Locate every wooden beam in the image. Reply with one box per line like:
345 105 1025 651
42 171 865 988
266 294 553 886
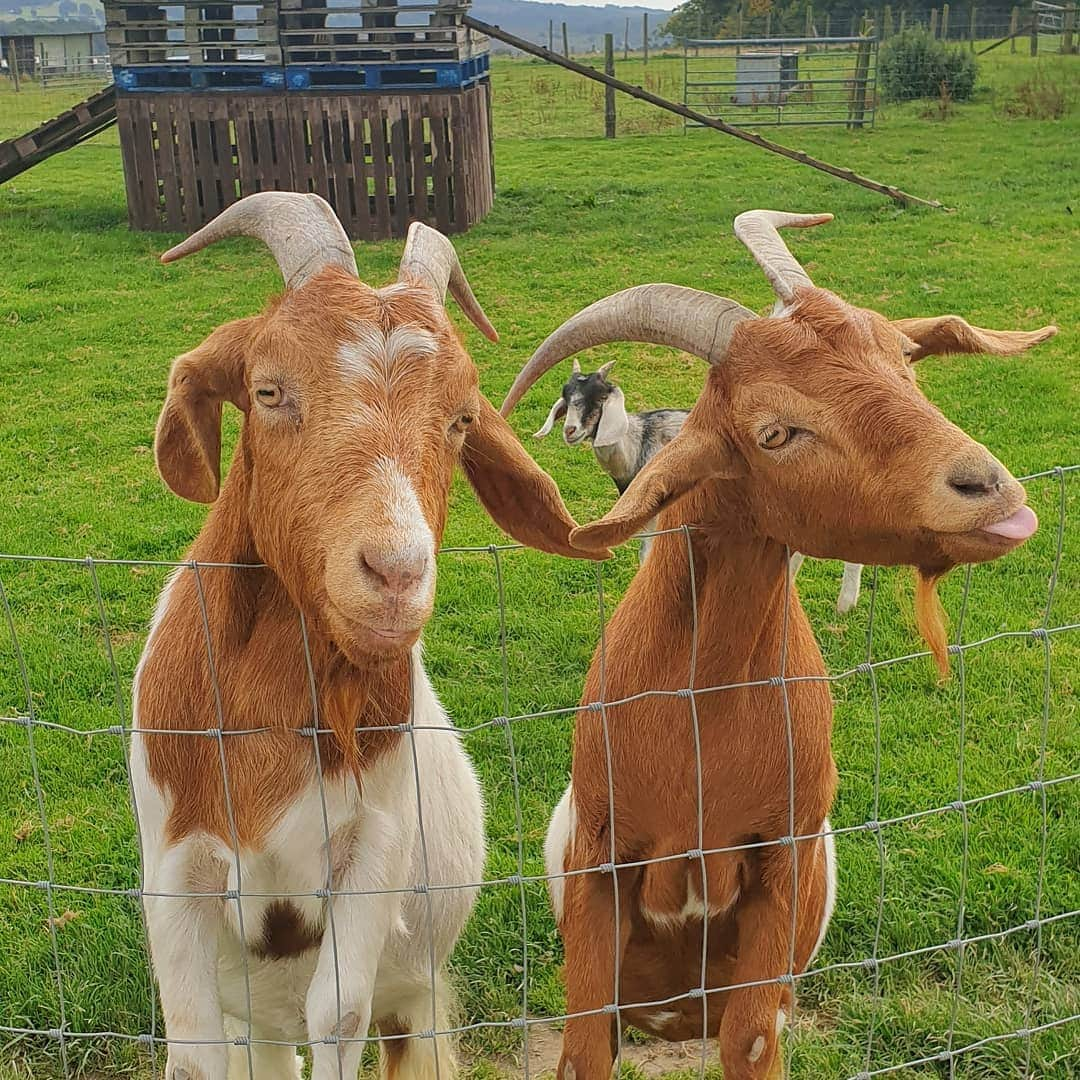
464 16 948 210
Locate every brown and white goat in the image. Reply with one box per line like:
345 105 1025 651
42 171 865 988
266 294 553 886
502 211 1055 1080
131 193 601 1080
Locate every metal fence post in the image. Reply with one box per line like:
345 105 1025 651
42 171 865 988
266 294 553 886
604 33 616 137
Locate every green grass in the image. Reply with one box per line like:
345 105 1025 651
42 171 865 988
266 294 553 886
0 46 1078 1080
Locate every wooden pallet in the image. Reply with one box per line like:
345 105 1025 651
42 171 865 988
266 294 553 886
116 82 493 238
104 0 482 68
0 85 118 185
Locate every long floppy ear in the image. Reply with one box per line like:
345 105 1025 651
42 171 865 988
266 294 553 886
892 315 1057 362
462 396 610 560
155 319 253 503
593 386 630 448
534 397 567 438
571 422 740 552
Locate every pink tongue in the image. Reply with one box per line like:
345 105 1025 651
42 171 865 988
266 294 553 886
982 505 1038 541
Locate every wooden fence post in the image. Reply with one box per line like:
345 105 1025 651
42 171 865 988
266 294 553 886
624 16 630 59
849 34 872 127
1030 5 1038 54
941 3 950 38
548 19 553 51
1010 5 1019 50
562 21 569 56
7 39 19 91
883 4 893 37
969 5 978 47
824 11 832 38
805 3 814 38
898 9 906 32
766 9 772 36
1063 4 1075 52
604 33 616 137
930 8 939 37
642 14 648 63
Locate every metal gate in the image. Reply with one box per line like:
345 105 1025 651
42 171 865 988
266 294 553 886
683 35 878 128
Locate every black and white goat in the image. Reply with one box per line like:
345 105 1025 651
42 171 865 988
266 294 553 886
534 360 864 612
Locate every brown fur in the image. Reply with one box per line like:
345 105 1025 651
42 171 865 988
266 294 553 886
551 288 1050 1080
140 268 603 849
253 900 323 960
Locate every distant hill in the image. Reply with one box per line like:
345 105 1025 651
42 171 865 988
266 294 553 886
473 0 671 54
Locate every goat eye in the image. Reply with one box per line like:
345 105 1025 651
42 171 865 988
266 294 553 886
254 384 283 408
759 426 791 450
450 412 474 436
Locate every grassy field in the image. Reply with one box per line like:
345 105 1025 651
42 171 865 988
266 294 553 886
0 46 1078 1080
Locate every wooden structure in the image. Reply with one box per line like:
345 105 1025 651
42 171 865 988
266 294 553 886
103 0 493 238
0 85 118 185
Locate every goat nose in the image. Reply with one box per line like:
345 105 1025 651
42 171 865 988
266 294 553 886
359 550 427 598
948 463 1005 498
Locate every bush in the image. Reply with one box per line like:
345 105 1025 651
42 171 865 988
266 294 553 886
1002 69 1072 119
878 28 978 103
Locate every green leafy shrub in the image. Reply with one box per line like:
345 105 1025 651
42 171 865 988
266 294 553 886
878 28 978 103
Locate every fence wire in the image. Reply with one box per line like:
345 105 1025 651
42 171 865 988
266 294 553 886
0 464 1076 1079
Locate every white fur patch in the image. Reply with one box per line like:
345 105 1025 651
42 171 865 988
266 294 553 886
544 784 575 921
337 324 437 386
748 1035 766 1063
641 876 737 932
649 1010 682 1029
370 457 437 589
809 818 838 964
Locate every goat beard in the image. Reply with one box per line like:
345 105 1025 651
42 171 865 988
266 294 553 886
915 567 951 679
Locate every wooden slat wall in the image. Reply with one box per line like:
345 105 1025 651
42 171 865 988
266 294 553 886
116 85 493 238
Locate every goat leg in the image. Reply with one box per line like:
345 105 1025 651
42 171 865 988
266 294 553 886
306 809 412 1080
143 841 230 1080
556 854 634 1080
716 844 817 1080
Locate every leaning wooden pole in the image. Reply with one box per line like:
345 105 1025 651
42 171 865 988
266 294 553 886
465 16 948 210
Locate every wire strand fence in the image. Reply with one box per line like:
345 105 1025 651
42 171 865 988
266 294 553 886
0 464 1077 1078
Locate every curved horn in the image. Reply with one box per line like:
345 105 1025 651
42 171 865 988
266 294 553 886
398 222 499 343
733 210 833 305
160 192 358 289
501 284 756 417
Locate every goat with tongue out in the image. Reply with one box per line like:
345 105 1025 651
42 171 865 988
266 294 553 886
503 209 1054 1080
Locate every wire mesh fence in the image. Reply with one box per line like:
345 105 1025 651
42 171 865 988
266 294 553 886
0 55 113 143
0 462 1076 1078
682 36 877 128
